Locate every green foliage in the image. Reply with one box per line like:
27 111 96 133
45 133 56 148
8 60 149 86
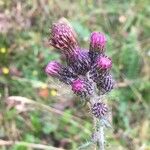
119 30 141 79
11 145 27 150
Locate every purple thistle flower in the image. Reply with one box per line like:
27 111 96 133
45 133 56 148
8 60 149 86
45 19 115 149
49 18 78 54
67 48 91 75
92 102 108 118
45 61 77 84
71 78 93 98
89 32 107 64
97 74 114 94
90 32 107 52
46 18 115 98
89 56 112 82
45 61 62 77
96 56 112 70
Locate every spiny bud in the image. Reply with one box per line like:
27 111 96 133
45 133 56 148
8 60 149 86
45 61 77 84
71 78 93 98
92 102 108 118
90 32 107 52
97 74 114 94
45 61 62 77
96 56 112 70
89 32 107 63
59 67 77 84
49 18 78 53
67 49 91 75
89 56 112 82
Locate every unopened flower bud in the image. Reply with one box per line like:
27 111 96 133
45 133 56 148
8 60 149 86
92 102 108 118
97 74 114 94
96 56 112 70
45 61 77 85
90 32 107 52
67 49 91 75
71 78 93 98
89 32 107 63
89 56 112 82
49 18 78 53
45 61 62 77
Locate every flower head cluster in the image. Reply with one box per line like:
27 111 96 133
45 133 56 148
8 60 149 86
45 18 114 119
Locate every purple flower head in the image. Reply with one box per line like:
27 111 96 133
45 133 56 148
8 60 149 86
97 74 114 94
45 61 62 77
71 78 93 98
49 18 78 53
96 56 112 70
89 56 112 86
59 67 77 84
67 48 91 75
72 79 85 92
45 62 78 85
92 102 108 118
90 32 107 52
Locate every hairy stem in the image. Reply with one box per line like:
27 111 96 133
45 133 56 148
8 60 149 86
87 72 106 150
98 125 105 150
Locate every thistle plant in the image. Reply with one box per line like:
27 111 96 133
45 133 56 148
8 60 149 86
45 18 114 150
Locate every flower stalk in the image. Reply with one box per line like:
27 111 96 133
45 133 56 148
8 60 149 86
98 125 105 150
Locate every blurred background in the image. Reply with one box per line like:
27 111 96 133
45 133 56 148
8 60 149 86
0 0 150 150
